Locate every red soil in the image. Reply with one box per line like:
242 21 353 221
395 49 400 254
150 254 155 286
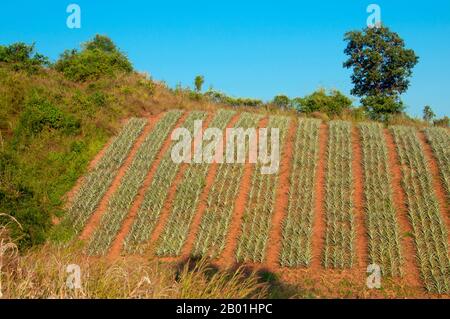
107 112 188 259
63 137 115 213
417 131 450 245
310 123 328 269
217 117 269 268
265 118 297 269
145 112 216 256
79 118 157 241
179 113 242 258
352 126 368 272
384 129 421 287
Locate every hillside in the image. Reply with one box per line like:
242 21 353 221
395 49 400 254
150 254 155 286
54 108 449 297
0 41 449 298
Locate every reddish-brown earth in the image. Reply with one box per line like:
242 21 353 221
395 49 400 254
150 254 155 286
179 112 242 258
352 126 368 273
79 117 157 241
218 117 269 268
107 112 188 259
265 118 297 268
384 129 421 288
310 123 328 270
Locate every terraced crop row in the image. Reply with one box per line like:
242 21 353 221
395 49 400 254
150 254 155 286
154 110 236 256
280 118 321 268
323 121 355 269
424 127 450 201
86 110 183 255
68 118 147 233
391 126 449 294
235 116 291 263
359 123 402 276
191 112 263 258
123 111 208 254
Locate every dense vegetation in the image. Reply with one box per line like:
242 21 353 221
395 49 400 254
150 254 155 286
0 29 447 250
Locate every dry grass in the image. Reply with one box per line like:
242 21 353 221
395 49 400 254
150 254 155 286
0 240 267 299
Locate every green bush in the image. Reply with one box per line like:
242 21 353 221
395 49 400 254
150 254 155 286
205 89 263 107
54 35 133 82
295 89 353 116
361 94 404 121
0 42 49 73
272 95 290 109
434 116 449 128
15 96 80 139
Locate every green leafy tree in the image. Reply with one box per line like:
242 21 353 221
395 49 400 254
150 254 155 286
194 75 205 92
295 89 352 116
272 95 290 109
343 26 419 121
54 35 133 82
0 42 49 72
423 105 435 123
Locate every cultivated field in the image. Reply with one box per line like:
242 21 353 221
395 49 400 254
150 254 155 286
65 109 450 296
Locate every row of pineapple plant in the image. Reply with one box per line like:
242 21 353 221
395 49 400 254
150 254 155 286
359 123 402 276
86 110 183 255
68 118 147 234
122 111 207 254
280 118 321 267
391 126 449 294
191 112 264 258
323 120 355 269
235 116 291 263
154 109 236 256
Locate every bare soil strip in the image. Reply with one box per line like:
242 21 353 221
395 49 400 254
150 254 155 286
310 123 328 269
79 117 157 241
107 112 188 259
417 131 450 244
179 113 242 258
384 129 421 287
63 137 114 212
352 126 368 272
218 117 268 268
265 119 297 269
145 112 216 256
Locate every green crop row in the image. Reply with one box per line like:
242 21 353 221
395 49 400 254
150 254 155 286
359 123 402 276
191 112 263 258
323 120 355 269
68 118 147 234
155 109 236 257
280 118 321 267
424 127 450 201
86 110 183 255
122 111 207 254
235 116 291 263
391 126 449 294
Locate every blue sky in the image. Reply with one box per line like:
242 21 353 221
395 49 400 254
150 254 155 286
1 0 449 117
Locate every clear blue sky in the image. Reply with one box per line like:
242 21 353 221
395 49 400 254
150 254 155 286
1 0 449 117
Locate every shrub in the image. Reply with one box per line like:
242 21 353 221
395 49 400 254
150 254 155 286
295 89 353 116
54 35 133 82
205 89 263 107
362 94 404 121
434 116 449 128
0 42 49 73
15 96 80 139
272 95 290 109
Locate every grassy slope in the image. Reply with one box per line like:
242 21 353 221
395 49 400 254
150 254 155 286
0 64 229 248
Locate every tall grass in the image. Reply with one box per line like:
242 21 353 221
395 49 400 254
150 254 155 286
0 242 267 299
